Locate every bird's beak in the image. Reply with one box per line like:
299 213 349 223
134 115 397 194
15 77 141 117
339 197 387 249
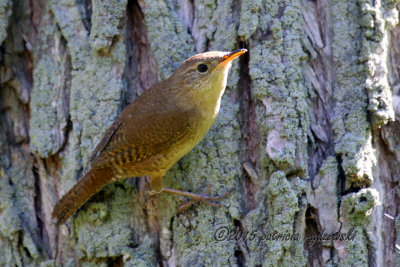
213 49 247 72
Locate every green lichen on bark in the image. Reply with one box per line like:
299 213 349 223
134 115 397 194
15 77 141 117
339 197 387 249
48 0 138 264
172 213 237 266
302 0 399 264
243 0 309 174
30 8 69 157
340 189 379 266
72 183 153 263
0 1 47 265
238 0 261 41
359 0 399 127
191 0 238 52
141 0 194 79
265 171 304 266
49 0 90 69
331 0 374 189
0 159 41 266
331 0 400 189
238 0 310 265
241 171 306 266
0 0 11 44
340 189 379 226
89 0 127 53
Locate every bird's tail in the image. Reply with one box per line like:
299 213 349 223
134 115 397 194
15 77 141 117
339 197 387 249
52 167 114 225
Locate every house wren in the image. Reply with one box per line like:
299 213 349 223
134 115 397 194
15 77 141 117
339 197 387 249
52 49 247 225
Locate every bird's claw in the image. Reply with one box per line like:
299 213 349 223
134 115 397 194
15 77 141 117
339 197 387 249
148 189 163 196
177 185 231 213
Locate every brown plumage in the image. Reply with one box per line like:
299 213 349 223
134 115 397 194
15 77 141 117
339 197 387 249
52 49 247 225
52 167 114 225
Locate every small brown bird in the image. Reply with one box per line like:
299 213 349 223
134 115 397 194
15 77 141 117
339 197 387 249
52 49 247 225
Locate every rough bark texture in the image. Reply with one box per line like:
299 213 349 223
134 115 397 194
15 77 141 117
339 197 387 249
0 0 399 266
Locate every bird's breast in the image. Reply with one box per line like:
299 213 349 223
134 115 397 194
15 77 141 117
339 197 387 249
157 99 222 171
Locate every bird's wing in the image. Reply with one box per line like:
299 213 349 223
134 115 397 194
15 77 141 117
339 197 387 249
89 117 124 162
89 101 194 168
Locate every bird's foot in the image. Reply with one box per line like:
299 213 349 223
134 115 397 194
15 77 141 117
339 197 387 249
161 185 231 213
148 189 163 196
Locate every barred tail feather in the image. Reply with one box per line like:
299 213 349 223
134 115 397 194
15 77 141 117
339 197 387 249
52 167 114 225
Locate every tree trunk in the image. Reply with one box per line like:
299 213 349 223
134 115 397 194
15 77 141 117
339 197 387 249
1 0 399 266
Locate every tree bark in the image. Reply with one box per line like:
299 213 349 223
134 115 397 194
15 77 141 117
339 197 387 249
0 0 399 266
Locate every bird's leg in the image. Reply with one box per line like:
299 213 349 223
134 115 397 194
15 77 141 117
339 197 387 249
162 185 231 213
148 176 230 212
148 176 163 195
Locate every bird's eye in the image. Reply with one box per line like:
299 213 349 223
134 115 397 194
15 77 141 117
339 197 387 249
197 64 208 73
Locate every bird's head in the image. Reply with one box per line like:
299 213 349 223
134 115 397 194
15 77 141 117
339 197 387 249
169 49 247 95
